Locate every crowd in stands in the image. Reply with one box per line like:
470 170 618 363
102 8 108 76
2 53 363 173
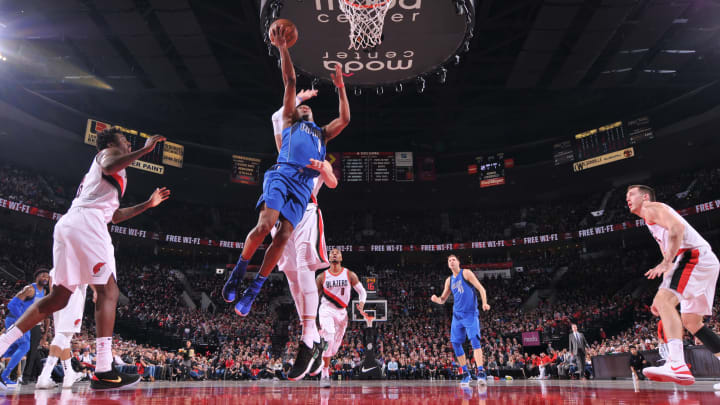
1 163 719 383
2 163 718 246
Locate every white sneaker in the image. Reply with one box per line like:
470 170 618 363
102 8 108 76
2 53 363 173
642 362 694 385
36 377 58 389
713 382 720 390
63 370 83 388
320 375 331 388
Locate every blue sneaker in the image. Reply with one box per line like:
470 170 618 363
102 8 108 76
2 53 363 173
460 374 471 386
2 378 17 389
476 369 487 385
235 284 261 317
222 258 248 302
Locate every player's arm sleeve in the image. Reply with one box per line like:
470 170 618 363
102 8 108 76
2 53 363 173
7 296 24 319
353 282 367 304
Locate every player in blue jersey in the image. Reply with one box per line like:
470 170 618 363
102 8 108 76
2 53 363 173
222 24 349 324
1 268 50 389
431 255 490 385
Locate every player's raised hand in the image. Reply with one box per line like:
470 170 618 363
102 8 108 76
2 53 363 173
306 158 325 172
143 134 166 152
330 64 345 88
645 261 672 280
297 89 318 102
273 25 288 48
148 187 171 207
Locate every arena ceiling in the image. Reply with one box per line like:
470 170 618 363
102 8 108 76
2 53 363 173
1 0 719 158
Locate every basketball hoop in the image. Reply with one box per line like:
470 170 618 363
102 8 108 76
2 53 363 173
339 0 392 50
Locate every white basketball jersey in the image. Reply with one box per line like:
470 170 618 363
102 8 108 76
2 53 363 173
646 203 710 254
322 268 351 308
70 154 126 223
310 177 324 204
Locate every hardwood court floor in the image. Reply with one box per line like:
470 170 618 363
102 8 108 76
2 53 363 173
5 379 720 404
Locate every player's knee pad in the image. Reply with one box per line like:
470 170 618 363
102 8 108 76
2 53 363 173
469 334 482 350
52 332 73 350
451 341 465 358
694 326 720 354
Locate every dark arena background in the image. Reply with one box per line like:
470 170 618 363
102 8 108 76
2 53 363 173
0 0 720 403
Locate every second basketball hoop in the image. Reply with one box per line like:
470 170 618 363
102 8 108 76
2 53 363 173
339 0 392 50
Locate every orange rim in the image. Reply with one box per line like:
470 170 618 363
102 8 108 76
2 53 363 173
342 0 391 9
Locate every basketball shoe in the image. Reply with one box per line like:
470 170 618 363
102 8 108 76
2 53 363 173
642 361 694 385
90 369 141 390
222 258 249 302
288 342 320 381
460 373 472 386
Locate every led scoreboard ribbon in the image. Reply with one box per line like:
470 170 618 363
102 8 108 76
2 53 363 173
84 119 184 175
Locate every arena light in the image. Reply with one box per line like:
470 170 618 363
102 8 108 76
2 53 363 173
437 67 447 84
416 76 425 94
376 86 383 96
353 86 362 96
311 77 320 90
395 83 403 93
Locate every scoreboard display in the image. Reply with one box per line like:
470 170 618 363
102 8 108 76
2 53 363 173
340 152 414 182
471 153 510 188
573 117 653 161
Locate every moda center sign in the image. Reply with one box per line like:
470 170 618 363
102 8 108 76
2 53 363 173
260 0 475 87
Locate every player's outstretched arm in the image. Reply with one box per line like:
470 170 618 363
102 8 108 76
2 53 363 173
111 187 171 224
642 203 686 279
306 159 338 188
274 25 298 130
463 269 490 311
323 64 350 142
431 277 451 305
100 134 165 175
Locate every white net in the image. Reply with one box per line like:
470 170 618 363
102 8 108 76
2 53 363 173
339 0 392 50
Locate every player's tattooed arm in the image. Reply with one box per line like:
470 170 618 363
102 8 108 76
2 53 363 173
431 277 451 305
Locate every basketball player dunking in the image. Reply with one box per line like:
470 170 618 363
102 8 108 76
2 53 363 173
0 127 170 390
431 254 490 386
626 185 720 386
221 22 349 369
316 249 367 388
269 89 338 381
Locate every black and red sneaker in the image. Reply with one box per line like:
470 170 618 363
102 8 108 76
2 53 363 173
90 369 141 390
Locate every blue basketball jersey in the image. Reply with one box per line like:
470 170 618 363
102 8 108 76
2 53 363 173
32 283 45 303
278 120 326 174
451 271 478 316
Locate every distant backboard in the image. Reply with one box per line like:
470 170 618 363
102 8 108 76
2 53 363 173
351 299 387 322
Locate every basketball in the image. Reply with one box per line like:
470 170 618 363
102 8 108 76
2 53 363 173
269 19 298 48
